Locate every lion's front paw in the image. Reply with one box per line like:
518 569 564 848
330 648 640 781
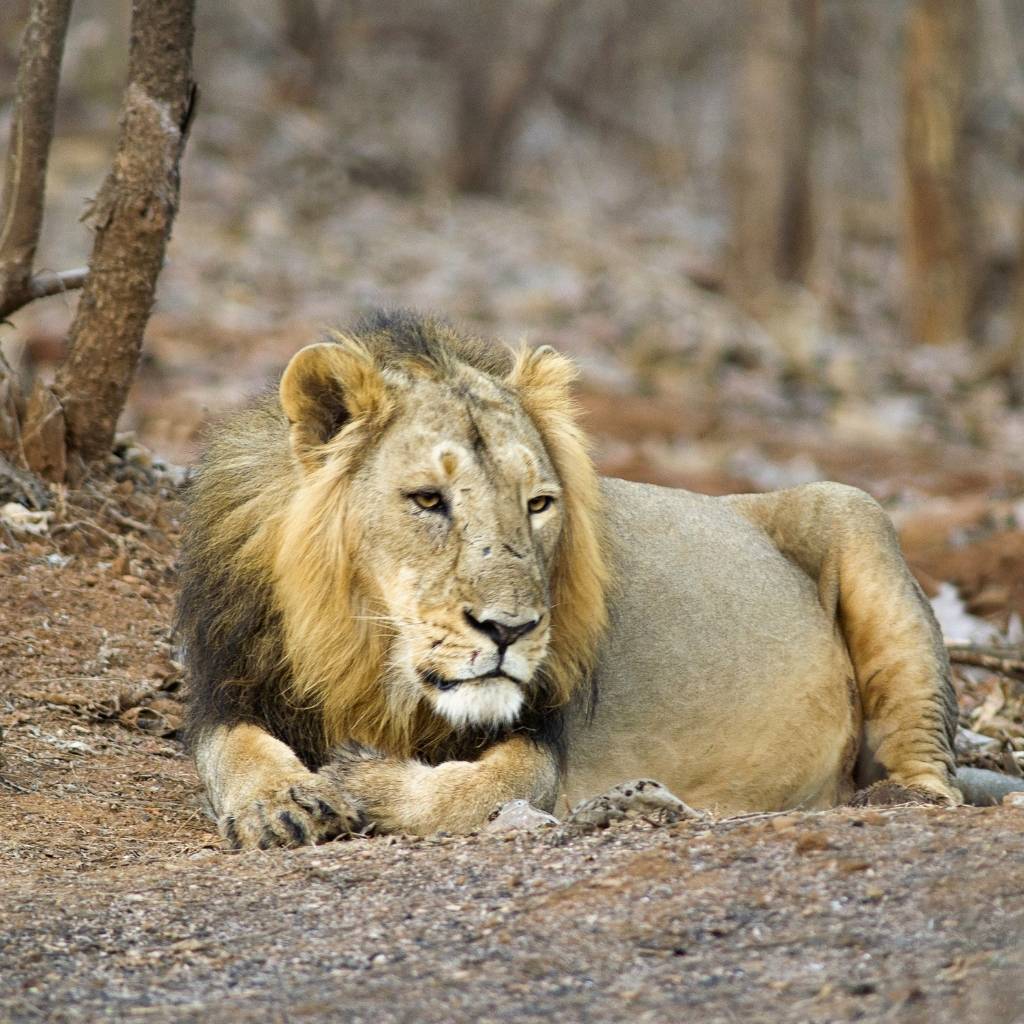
221 774 362 851
319 741 420 833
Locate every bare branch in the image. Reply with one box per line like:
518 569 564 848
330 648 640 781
946 642 1024 680
26 266 87 302
0 267 89 321
0 0 73 320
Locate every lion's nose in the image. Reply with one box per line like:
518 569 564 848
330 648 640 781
463 610 541 649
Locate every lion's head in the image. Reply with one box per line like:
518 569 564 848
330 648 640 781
268 314 608 753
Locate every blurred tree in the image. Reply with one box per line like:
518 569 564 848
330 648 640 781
48 0 196 478
0 0 79 324
1004 213 1024 402
902 0 976 346
0 0 196 489
727 0 820 317
449 0 581 194
276 0 348 105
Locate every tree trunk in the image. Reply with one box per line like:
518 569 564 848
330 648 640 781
727 0 819 316
0 351 27 466
0 0 73 321
50 0 195 470
276 0 346 104
1003 209 1024 403
450 0 580 194
902 0 976 346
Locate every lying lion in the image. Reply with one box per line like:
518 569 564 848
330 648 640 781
178 311 1018 849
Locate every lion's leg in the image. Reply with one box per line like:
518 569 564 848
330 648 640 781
195 723 361 850
321 735 559 836
732 483 960 806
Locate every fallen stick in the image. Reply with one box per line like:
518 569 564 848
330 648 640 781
945 642 1024 678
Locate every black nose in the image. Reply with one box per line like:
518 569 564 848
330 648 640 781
464 610 540 649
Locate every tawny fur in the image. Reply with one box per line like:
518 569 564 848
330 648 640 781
179 311 966 847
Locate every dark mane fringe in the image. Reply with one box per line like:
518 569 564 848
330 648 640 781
352 310 515 379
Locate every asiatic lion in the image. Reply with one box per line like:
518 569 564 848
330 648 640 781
179 311 1003 850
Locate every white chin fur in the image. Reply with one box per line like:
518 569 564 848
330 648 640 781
431 678 525 729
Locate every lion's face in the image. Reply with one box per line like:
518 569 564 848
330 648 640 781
353 369 561 728
277 329 606 750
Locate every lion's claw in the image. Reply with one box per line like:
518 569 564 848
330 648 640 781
219 775 362 851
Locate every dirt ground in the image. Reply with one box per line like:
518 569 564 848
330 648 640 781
1 454 1023 1024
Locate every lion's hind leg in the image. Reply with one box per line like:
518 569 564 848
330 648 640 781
733 483 961 807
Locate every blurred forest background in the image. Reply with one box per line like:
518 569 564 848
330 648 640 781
3 0 1024 501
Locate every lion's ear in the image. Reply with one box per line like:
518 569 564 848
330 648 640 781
507 344 579 416
280 338 387 464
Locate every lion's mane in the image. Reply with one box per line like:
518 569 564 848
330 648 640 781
177 312 608 768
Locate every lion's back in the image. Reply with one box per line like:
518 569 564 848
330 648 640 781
564 476 857 812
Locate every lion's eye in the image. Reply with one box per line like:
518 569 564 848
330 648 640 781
527 495 554 515
411 490 444 512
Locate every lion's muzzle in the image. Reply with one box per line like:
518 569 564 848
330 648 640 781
462 609 542 649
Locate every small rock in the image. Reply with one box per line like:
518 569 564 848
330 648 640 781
0 503 52 538
955 727 1001 755
485 800 558 833
859 811 890 827
1003 791 1024 809
794 831 832 853
836 858 871 873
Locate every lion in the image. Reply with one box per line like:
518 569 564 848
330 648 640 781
178 311 1018 850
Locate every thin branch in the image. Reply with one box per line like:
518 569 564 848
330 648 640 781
946 642 1024 678
26 266 87 302
0 0 74 320
0 775 32 795
0 267 89 321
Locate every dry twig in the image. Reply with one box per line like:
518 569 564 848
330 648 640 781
0 775 32 794
946 642 1024 679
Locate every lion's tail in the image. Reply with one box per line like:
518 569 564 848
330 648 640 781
955 766 1024 806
